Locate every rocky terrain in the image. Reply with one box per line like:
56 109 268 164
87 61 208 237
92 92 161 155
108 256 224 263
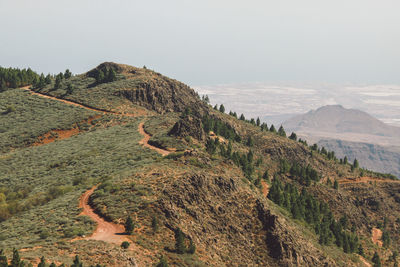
0 63 399 266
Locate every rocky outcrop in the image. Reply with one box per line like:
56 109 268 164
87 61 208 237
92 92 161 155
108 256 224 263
168 115 205 141
116 77 206 115
256 201 336 267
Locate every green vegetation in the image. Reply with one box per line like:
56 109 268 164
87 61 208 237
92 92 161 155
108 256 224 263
0 67 39 89
125 216 135 234
156 255 168 267
278 159 320 186
202 115 241 142
268 178 359 253
121 241 130 249
0 89 96 152
372 251 381 267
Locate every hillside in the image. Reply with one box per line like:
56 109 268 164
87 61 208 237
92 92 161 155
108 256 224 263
0 63 399 267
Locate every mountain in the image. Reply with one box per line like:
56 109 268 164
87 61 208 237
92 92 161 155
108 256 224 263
0 63 399 266
284 104 400 140
283 105 400 177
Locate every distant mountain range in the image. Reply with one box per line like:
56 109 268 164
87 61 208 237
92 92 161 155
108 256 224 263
283 105 400 177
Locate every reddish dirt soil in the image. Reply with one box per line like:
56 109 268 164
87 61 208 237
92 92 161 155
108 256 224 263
371 227 383 247
138 122 170 156
75 186 130 244
209 131 228 144
261 180 269 198
33 116 101 146
338 176 400 185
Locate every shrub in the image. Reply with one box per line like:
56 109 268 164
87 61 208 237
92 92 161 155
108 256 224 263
121 241 130 249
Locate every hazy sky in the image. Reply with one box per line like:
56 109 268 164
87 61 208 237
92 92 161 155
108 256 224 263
1 0 399 85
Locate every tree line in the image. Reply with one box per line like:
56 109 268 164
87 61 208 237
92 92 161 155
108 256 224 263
0 67 39 90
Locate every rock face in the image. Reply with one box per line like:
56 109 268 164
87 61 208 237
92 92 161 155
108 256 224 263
256 201 336 267
156 172 336 266
116 76 206 114
168 115 206 141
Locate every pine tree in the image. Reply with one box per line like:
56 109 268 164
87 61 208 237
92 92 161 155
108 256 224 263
278 125 286 137
0 249 7 267
246 136 254 147
213 104 218 110
71 255 83 267
239 114 245 120
64 69 72 79
156 255 168 267
219 104 225 113
10 248 21 267
175 228 186 254
49 263 56 267
270 124 276 133
353 158 359 169
357 244 365 256
38 256 46 267
333 180 339 189
125 216 134 234
372 252 381 267
54 75 62 89
256 117 260 126
45 74 52 84
344 156 348 164
0 79 7 92
289 132 297 141
151 216 159 232
187 239 196 254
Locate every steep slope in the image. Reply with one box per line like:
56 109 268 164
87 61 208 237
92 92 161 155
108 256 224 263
1 63 399 266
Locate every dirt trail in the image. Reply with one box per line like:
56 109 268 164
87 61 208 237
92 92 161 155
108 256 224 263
138 122 171 156
339 176 400 185
75 186 130 244
22 86 172 155
371 227 383 247
21 86 115 114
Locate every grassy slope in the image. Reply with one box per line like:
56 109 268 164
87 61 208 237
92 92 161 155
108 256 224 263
0 89 96 152
0 95 160 264
0 64 398 266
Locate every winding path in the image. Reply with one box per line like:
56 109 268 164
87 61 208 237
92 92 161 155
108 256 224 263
138 122 170 156
21 86 171 156
76 186 130 244
21 86 172 245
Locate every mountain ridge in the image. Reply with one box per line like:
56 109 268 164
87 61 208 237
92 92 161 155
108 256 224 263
0 63 399 266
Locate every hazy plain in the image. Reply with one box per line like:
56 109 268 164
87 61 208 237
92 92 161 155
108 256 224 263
195 83 400 127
